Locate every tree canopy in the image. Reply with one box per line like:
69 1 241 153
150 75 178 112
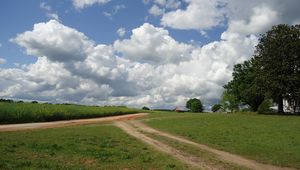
211 104 222 112
186 98 203 112
223 24 300 114
224 59 264 111
254 24 300 113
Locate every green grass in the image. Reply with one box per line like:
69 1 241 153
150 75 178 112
0 102 143 124
145 112 300 168
0 124 187 170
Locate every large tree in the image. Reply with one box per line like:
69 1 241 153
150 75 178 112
254 24 300 113
224 59 264 111
186 98 203 112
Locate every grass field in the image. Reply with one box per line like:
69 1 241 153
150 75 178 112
0 123 187 170
145 112 300 168
0 102 142 124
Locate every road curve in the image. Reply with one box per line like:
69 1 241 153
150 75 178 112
0 113 148 132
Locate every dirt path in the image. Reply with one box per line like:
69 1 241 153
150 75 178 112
0 113 148 132
115 121 214 169
128 120 294 170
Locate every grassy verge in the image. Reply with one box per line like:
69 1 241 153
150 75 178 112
0 102 143 124
0 124 187 170
145 112 300 168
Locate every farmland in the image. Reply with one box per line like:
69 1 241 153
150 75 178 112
0 102 142 124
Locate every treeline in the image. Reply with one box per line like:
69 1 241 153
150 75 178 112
216 24 300 114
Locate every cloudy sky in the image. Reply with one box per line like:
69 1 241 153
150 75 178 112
0 0 300 109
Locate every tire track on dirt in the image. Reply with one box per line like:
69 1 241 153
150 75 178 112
115 121 216 169
129 120 294 170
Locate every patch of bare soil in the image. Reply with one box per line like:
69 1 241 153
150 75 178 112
0 113 148 132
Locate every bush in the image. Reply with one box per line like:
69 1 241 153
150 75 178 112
142 106 150 110
211 104 222 112
257 99 272 114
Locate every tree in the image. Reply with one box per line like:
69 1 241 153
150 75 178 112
224 59 264 111
186 98 203 112
142 106 150 110
211 104 222 112
254 24 300 113
220 91 239 113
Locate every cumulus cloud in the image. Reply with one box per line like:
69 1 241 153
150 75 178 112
0 58 6 64
114 23 193 64
72 0 111 9
11 20 93 62
0 4 290 109
161 0 226 31
159 0 300 35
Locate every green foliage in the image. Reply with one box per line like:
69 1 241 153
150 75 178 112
186 98 203 112
220 91 239 112
254 24 300 113
224 60 264 111
147 112 300 168
0 102 141 124
211 104 222 112
0 125 186 169
257 99 273 114
142 106 150 110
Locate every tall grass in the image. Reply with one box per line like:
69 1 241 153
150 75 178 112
0 102 141 124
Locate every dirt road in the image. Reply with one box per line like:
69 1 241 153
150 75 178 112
0 113 148 132
117 120 294 170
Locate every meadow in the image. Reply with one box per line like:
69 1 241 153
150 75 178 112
0 102 142 124
145 112 300 168
0 123 187 170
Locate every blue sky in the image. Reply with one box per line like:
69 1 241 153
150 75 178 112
0 0 224 68
0 0 300 109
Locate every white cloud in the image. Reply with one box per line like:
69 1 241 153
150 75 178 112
161 0 226 31
227 4 279 35
117 27 126 37
2 1 300 109
159 0 300 35
114 23 193 64
40 2 60 21
154 0 181 9
0 58 6 64
72 0 111 9
11 20 93 62
149 5 164 16
0 43 2 47
103 4 126 19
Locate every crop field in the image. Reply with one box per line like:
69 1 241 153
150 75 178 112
0 102 142 124
0 123 187 170
145 112 300 168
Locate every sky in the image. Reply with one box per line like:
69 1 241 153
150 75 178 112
0 0 300 109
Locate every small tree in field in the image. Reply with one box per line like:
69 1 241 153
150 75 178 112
186 98 203 112
142 106 150 110
211 104 222 112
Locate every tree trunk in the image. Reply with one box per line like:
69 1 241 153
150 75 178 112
278 96 284 114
